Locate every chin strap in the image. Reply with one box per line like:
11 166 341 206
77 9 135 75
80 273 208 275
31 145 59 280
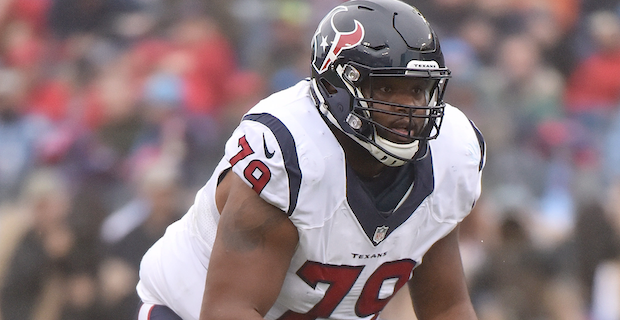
374 134 419 166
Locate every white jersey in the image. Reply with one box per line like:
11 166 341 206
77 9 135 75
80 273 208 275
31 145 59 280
137 80 485 320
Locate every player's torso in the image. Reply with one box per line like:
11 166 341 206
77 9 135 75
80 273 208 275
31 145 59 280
267 194 457 320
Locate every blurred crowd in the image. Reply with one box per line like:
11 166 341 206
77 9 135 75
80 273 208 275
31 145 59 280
0 0 619 319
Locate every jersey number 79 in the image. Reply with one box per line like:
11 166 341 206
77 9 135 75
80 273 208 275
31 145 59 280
229 135 272 194
279 259 416 320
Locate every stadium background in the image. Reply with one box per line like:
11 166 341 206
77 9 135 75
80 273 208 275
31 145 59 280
0 0 619 319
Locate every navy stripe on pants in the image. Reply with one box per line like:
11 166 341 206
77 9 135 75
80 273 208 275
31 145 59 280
137 303 183 320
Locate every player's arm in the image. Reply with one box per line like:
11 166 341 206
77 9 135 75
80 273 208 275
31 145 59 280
199 170 299 320
409 225 478 320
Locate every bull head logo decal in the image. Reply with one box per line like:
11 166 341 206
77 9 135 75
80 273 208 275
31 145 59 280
313 6 365 74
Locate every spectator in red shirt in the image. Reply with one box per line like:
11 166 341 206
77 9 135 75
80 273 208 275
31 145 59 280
564 11 620 114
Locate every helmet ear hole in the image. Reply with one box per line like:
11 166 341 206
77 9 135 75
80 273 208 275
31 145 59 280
320 78 338 95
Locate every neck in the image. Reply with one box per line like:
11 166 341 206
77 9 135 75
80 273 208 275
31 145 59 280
329 125 386 179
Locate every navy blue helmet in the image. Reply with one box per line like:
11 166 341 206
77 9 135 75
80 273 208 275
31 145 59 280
310 0 451 166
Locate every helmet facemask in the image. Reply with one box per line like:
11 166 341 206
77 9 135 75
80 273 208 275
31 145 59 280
331 62 450 166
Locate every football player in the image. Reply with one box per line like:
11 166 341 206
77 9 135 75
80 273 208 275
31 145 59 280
136 0 485 319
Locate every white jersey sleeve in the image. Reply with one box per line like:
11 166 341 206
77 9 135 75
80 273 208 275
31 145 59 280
427 104 486 223
224 116 298 214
